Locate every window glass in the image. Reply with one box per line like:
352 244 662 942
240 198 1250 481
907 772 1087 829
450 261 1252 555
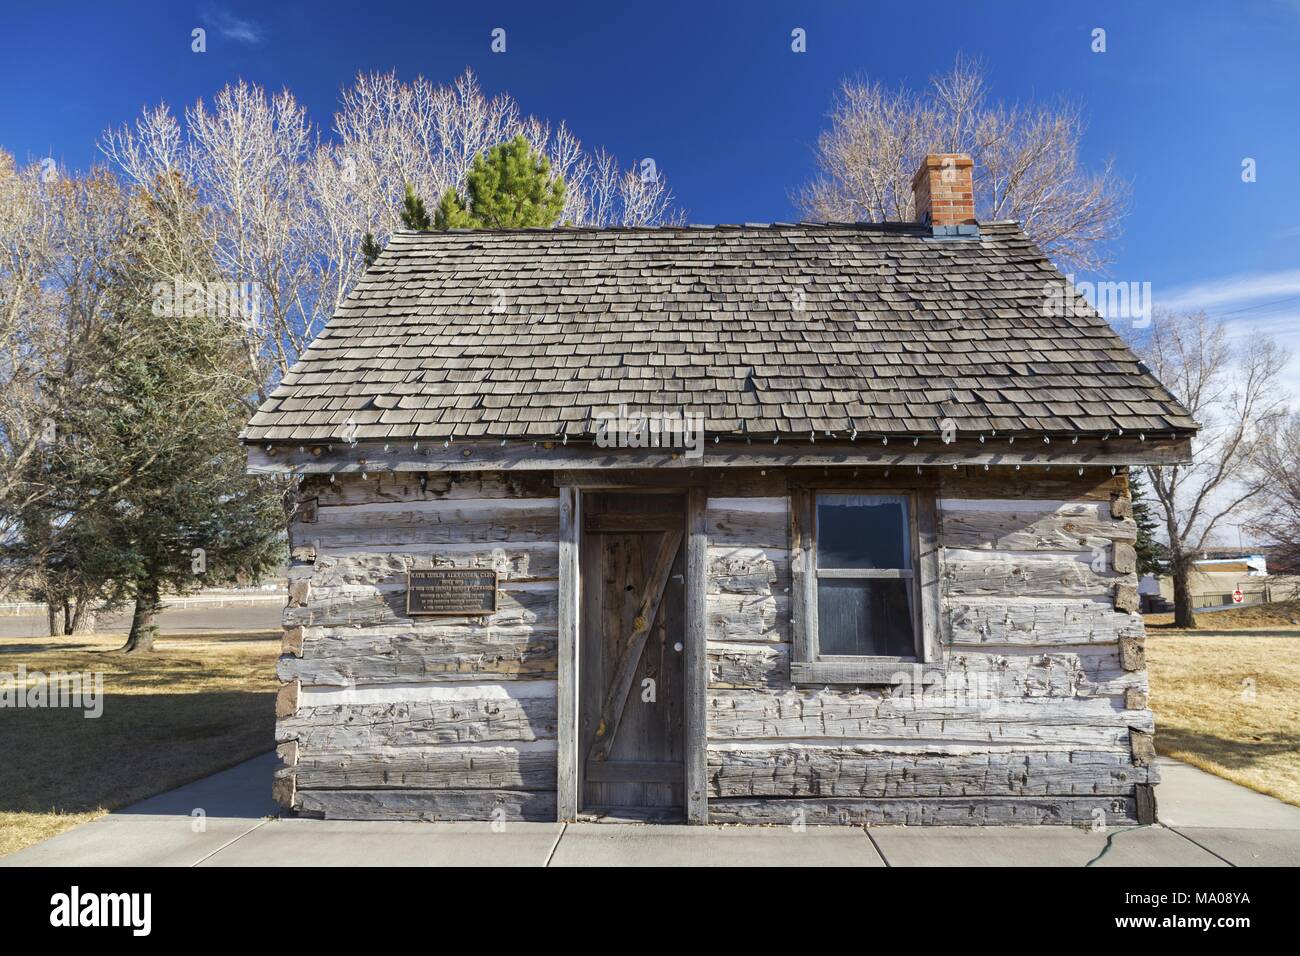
816 494 911 570
817 578 915 656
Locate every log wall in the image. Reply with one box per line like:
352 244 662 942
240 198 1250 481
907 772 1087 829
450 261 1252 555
704 468 1158 827
273 471 561 821
273 466 1156 826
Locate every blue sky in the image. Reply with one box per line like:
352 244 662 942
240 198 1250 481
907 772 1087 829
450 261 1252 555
2 0 1299 390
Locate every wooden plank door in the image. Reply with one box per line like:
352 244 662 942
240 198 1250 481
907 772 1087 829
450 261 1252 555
579 492 686 818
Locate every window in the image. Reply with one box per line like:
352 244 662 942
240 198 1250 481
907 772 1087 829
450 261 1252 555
791 486 941 685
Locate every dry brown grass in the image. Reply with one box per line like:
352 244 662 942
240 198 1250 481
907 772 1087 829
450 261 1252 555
0 630 279 857
1146 629 1300 807
1145 599 1300 630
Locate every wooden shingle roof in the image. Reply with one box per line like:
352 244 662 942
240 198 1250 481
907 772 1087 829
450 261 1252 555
242 221 1197 444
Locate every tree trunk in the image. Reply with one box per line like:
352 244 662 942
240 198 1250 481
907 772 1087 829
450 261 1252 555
1172 556 1197 629
69 596 94 635
45 599 60 638
62 598 73 636
121 577 161 653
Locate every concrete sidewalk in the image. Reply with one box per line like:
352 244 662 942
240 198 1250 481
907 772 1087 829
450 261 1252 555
5 753 1298 867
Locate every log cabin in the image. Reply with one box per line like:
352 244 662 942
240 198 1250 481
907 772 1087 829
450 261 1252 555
242 153 1197 826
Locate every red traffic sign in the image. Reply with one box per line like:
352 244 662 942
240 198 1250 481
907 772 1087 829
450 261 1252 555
1232 589 1244 604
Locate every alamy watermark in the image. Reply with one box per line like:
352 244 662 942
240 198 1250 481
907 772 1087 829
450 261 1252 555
593 404 704 458
890 665 1003 715
151 278 261 327
1 665 103 718
1042 276 1151 328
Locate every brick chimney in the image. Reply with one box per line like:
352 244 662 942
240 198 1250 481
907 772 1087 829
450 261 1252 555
911 153 976 228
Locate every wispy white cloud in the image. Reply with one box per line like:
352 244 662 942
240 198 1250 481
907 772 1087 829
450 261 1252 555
1158 266 1300 315
1158 267 1300 405
201 7 265 46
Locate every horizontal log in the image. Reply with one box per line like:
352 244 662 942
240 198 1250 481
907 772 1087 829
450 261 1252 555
306 545 558 582
708 748 1152 798
293 745 557 791
278 630 558 684
707 690 1151 746
708 642 790 689
942 550 1119 598
706 498 788 549
296 788 558 822
945 647 1145 700
707 592 789 643
707 795 1139 826
948 599 1141 646
313 498 559 546
938 501 1135 552
304 471 558 506
278 694 558 748
939 468 1131 502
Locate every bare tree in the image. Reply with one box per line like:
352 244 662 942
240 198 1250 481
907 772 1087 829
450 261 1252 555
103 68 679 395
1250 410 1300 592
1132 311 1291 627
797 55 1126 272
0 153 134 616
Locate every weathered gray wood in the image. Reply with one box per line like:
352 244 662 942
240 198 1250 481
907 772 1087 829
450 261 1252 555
1135 783 1158 824
708 592 789 643
586 760 684 784
916 489 943 662
293 746 556 791
307 471 558 506
707 690 1151 745
1112 541 1137 574
707 794 1140 826
557 484 581 821
706 546 788 595
308 544 558 582
276 680 300 718
789 488 814 666
1119 634 1145 671
313 499 559 546
279 695 558 748
939 502 1137 551
248 436 1193 475
272 767 296 808
1129 728 1156 766
708 642 791 689
685 485 709 825
297 788 558 821
1114 581 1140 612
942 550 1119 598
941 468 1131 502
790 658 922 686
707 498 788 549
708 747 1153 798
948 599 1141 646
588 529 683 762
277 628 557 684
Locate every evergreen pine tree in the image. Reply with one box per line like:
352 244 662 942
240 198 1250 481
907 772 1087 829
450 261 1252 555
433 136 566 229
1131 469 1169 578
81 174 285 652
361 232 382 268
401 182 432 230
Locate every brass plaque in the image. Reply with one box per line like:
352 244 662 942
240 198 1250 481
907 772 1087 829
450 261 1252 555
406 568 499 616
